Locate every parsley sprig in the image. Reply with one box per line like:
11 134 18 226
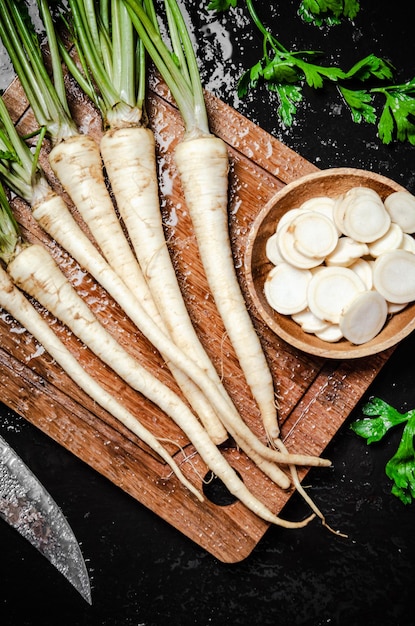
298 0 360 27
351 398 415 505
206 0 236 10
206 0 415 145
208 0 360 22
372 78 415 144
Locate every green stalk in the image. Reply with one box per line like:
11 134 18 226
165 0 209 133
58 36 103 109
37 0 71 117
67 0 121 110
61 0 146 128
245 0 289 57
164 0 191 89
111 0 136 105
0 0 78 145
84 0 102 52
123 0 210 136
99 0 110 30
0 97 40 201
0 180 21 265
371 77 415 98
0 2 49 125
0 95 52 223
0 99 26 264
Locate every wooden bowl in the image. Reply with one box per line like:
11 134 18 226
244 168 415 359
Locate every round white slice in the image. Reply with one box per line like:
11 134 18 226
291 308 330 333
291 211 338 259
265 231 284 266
332 194 348 234
264 263 312 315
349 258 373 289
277 222 325 269
325 236 369 267
400 233 415 253
335 187 391 242
373 249 415 303
367 222 403 257
300 196 336 214
307 266 366 324
315 324 343 343
276 207 304 232
300 196 339 231
339 290 388 344
333 188 382 233
387 301 408 314
384 191 415 233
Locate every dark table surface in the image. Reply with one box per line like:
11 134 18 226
1 2 415 625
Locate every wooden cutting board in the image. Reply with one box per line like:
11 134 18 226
0 74 393 563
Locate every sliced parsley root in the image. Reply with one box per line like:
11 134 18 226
351 397 415 504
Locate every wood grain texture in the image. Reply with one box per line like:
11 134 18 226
0 75 392 562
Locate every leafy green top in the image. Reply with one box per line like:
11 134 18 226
0 180 21 265
0 96 42 203
208 0 360 24
207 0 415 145
57 0 146 130
0 0 78 145
207 0 238 10
298 0 360 26
123 0 210 137
351 398 415 505
0 0 78 143
0 99 27 264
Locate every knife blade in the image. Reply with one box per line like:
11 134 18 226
0 433 92 604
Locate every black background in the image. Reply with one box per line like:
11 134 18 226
1 2 415 625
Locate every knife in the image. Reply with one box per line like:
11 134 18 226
0 433 92 604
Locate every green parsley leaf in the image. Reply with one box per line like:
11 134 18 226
262 59 300 84
377 102 395 144
374 79 415 145
268 83 303 127
206 0 238 11
343 0 360 19
351 398 415 504
344 54 394 82
338 86 377 124
237 61 263 98
293 55 345 88
0 149 19 163
385 414 415 504
208 0 413 144
351 397 407 442
298 0 360 26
